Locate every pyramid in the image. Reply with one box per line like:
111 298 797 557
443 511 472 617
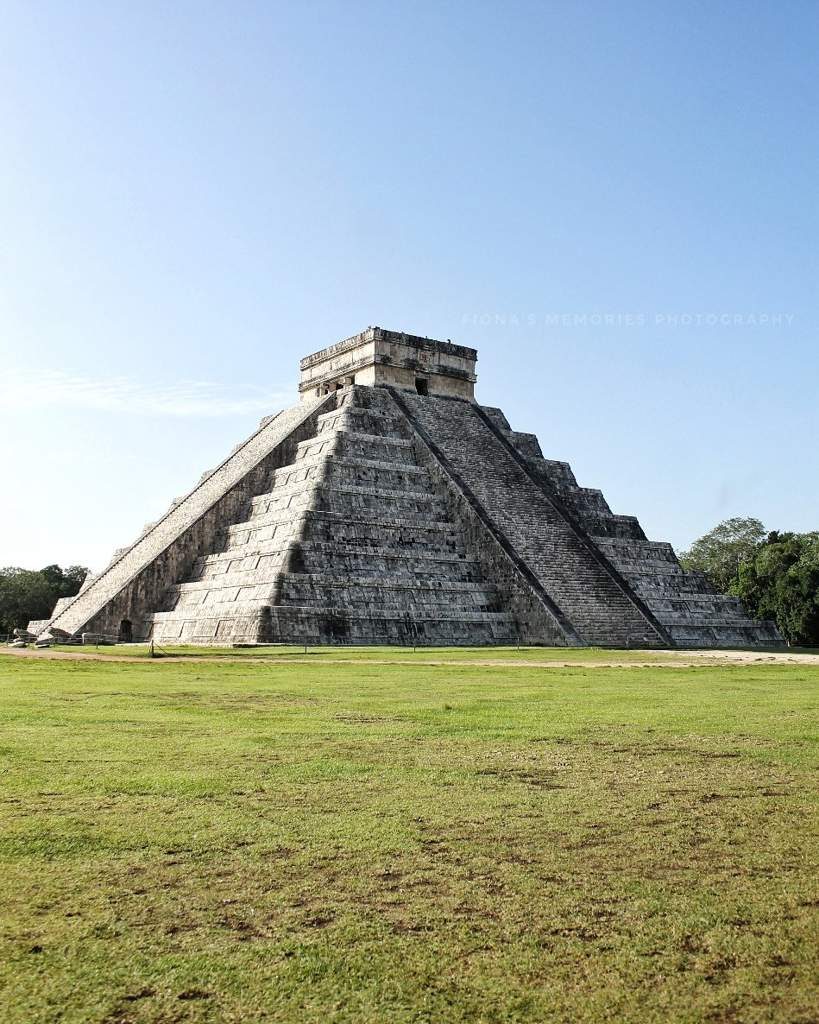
37 327 781 648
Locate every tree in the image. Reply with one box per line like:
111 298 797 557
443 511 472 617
734 532 819 646
64 565 89 592
679 517 766 593
40 564 88 599
0 565 89 635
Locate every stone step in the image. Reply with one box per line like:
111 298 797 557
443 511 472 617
296 431 418 467
147 609 267 644
238 507 453 534
219 517 465 556
505 430 542 459
279 572 497 592
300 512 461 544
190 547 288 576
628 569 712 590
248 479 317 508
224 518 300 547
331 438 418 466
248 507 453 531
558 487 612 516
250 482 443 515
603 556 691 575
277 580 503 613
189 539 484 582
277 595 502 614
155 597 271 616
524 456 578 490
294 542 483 580
268 606 520 645
268 605 518 624
648 594 744 612
585 514 646 541
313 491 448 519
303 429 414 450
148 604 520 646
594 538 678 562
316 405 410 438
171 578 275 603
668 622 782 647
655 610 760 627
270 455 429 493
292 434 336 460
174 571 496 598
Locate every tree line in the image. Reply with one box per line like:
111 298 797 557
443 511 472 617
0 565 89 635
680 517 818 646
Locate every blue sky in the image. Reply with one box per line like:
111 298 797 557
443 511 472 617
1 1 816 570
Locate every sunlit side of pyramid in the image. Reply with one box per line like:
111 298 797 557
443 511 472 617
36 327 782 648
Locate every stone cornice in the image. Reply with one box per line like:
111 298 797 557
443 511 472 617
299 327 478 371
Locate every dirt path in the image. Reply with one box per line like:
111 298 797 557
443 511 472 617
1 646 816 669
660 648 819 665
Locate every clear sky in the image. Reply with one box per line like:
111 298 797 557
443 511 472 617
1 1 816 571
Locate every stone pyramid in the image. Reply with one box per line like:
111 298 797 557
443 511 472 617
37 328 781 648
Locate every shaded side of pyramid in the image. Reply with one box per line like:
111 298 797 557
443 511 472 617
393 390 782 649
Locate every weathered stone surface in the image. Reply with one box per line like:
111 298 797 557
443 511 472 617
35 329 781 648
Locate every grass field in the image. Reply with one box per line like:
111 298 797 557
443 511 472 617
1 647 817 1023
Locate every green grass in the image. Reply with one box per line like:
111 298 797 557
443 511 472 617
50 641 683 657
1 648 817 1023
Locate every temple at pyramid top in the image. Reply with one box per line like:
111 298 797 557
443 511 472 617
299 326 478 400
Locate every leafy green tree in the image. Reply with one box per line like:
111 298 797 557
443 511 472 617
0 565 89 635
734 532 819 646
63 565 89 592
679 517 766 593
40 564 88 599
